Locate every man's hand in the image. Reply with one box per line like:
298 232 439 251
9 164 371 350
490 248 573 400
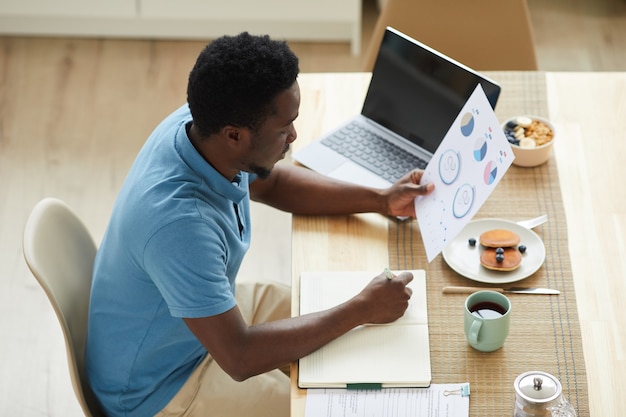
383 169 435 218
352 271 414 324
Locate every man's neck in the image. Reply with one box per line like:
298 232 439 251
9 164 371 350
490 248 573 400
186 122 240 181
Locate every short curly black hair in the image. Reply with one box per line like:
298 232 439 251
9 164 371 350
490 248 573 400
187 32 300 136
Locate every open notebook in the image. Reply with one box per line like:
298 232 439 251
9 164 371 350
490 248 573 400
298 270 431 389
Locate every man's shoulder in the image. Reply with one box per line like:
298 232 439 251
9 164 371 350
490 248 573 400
148 104 191 140
165 103 192 123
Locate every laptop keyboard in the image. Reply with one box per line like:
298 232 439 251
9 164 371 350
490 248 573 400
321 122 428 183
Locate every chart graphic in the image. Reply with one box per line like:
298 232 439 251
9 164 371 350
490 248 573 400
414 84 516 262
438 149 461 185
483 160 498 185
460 112 474 137
452 184 475 218
473 138 488 161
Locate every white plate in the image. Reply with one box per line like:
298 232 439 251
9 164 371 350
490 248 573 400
442 218 546 284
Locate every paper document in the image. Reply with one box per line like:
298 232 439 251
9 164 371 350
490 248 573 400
415 84 514 262
304 384 470 417
298 270 431 388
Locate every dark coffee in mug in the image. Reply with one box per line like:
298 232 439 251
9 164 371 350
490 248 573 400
469 301 508 319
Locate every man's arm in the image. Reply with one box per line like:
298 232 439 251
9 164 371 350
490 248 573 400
249 164 434 218
184 271 413 381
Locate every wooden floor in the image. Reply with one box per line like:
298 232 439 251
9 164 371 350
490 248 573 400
1 0 625 415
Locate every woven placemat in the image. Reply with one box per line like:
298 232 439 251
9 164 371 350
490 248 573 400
388 72 589 416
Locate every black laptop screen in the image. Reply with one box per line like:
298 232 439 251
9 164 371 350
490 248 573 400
362 27 501 155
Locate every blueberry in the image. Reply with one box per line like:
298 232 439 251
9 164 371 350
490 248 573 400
468 237 476 247
495 247 504 254
518 245 527 254
507 136 520 146
506 120 518 129
496 253 505 262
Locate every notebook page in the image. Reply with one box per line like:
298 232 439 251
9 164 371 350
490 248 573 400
298 270 431 387
299 324 431 387
299 270 427 325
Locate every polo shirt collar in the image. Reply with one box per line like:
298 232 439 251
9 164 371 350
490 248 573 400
174 121 247 204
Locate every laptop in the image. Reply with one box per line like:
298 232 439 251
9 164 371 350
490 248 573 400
292 27 502 189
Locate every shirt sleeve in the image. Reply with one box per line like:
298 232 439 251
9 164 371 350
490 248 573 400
143 217 237 318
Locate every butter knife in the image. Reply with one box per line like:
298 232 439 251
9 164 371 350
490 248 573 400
442 286 560 295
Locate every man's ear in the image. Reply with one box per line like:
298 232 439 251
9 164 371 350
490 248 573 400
223 126 241 143
223 125 253 151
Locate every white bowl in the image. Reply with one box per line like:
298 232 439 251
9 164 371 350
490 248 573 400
503 115 555 167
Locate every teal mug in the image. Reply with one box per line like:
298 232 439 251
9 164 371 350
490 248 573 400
464 290 511 352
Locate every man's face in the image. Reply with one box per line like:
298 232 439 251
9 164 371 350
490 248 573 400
244 81 300 179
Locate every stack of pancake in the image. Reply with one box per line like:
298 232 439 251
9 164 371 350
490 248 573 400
478 229 523 271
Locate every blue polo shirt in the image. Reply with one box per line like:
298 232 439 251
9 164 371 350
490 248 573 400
86 104 253 417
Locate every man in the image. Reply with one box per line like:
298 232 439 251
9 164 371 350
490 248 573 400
86 32 434 417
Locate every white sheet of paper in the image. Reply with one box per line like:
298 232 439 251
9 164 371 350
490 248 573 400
298 271 431 388
415 84 514 262
304 384 470 417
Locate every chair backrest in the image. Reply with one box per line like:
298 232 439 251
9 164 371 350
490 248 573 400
23 198 105 417
364 0 538 72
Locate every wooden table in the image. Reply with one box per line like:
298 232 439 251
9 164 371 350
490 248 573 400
289 71 626 416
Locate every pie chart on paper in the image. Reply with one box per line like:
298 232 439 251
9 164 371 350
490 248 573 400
473 138 488 162
460 112 474 137
483 160 498 185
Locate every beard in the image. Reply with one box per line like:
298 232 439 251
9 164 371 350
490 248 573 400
250 164 272 180
249 144 290 179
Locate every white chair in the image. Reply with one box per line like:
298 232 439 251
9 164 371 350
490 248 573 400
23 198 105 417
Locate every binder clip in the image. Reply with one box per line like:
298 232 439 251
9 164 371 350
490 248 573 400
443 383 470 397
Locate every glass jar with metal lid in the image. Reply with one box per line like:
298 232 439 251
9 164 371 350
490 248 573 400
513 371 576 417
